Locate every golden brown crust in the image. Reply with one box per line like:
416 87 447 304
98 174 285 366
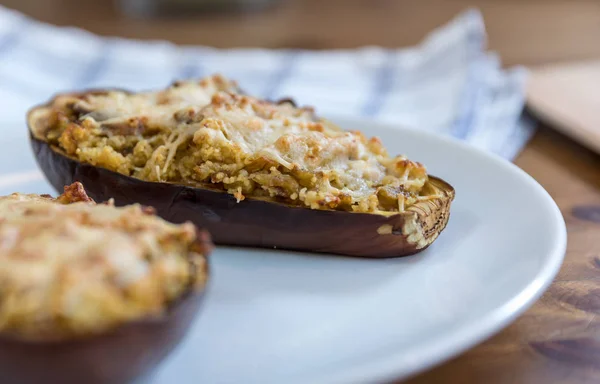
56 181 95 204
0 182 211 341
27 74 440 215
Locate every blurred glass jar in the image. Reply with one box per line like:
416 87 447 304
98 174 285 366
116 0 281 17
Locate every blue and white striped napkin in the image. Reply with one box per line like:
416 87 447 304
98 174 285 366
0 6 533 162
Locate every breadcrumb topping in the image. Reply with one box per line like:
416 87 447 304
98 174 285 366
0 183 210 341
29 74 436 213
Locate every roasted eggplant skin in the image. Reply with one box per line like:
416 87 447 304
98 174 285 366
0 287 206 384
30 133 455 258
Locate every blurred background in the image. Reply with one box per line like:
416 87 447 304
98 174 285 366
2 0 600 155
2 0 599 66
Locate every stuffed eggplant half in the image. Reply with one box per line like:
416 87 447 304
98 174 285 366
0 182 211 384
28 74 455 258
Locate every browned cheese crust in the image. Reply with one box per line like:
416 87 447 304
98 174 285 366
28 74 443 214
0 182 211 341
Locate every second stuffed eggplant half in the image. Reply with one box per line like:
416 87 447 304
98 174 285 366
27 74 455 258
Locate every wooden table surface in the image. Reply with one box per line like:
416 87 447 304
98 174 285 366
3 0 600 382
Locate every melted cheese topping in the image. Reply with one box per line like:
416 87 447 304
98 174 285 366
0 186 209 341
30 74 433 213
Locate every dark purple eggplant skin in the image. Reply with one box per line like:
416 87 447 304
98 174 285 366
30 134 454 258
0 288 205 384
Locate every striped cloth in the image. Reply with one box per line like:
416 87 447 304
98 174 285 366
0 6 533 163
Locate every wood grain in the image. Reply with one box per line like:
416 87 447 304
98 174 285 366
3 1 600 383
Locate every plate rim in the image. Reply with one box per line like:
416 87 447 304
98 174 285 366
294 115 567 384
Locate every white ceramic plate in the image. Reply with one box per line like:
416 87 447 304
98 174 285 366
0 117 566 384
